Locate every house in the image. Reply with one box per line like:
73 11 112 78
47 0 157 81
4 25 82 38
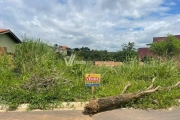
138 48 154 59
55 45 69 55
0 29 21 54
138 35 180 59
153 35 180 43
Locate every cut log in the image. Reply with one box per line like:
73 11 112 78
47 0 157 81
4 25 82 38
84 86 160 114
84 78 161 114
84 79 180 114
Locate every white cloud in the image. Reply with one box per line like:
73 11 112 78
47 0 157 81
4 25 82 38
100 0 167 18
0 0 180 51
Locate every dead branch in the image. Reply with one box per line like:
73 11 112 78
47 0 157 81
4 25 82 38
140 86 161 95
121 83 131 94
174 81 180 87
146 77 156 90
165 80 180 92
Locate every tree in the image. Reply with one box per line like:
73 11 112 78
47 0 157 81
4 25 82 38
113 51 125 62
71 43 138 62
122 42 136 52
73 48 80 52
149 34 180 57
54 44 58 49
121 42 137 61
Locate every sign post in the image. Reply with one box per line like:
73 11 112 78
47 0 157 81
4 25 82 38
85 74 100 95
91 86 95 95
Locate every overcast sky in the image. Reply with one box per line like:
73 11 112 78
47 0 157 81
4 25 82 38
0 0 180 51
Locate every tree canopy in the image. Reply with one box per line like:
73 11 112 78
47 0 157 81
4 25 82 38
55 42 137 62
149 34 180 57
73 42 137 62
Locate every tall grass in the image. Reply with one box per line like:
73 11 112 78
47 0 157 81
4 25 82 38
0 38 180 110
14 37 56 76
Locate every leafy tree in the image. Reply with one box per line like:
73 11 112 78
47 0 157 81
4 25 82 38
149 34 180 57
121 42 137 61
63 42 138 62
113 51 125 62
54 44 58 49
73 48 80 51
122 42 136 52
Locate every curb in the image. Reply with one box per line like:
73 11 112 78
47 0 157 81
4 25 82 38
0 102 88 112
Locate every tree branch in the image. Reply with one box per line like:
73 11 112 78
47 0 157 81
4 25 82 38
146 78 156 90
121 83 131 94
174 81 180 87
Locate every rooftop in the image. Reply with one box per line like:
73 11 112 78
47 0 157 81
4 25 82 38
0 29 10 33
60 46 68 50
0 29 21 43
153 35 180 42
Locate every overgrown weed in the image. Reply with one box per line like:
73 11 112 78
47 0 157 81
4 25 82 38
0 38 180 110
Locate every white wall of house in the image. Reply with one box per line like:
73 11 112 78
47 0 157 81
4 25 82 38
55 47 67 55
0 34 16 53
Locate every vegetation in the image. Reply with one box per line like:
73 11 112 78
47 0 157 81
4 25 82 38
0 37 180 111
61 42 138 62
150 34 180 57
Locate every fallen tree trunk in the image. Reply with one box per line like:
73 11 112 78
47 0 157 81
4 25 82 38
84 78 180 114
84 87 160 114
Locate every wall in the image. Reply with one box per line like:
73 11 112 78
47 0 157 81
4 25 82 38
95 61 123 67
138 48 154 59
0 34 16 53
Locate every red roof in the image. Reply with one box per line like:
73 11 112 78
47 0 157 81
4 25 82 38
0 29 10 33
0 29 21 43
60 46 68 50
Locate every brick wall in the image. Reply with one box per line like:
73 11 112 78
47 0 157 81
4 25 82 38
95 61 123 67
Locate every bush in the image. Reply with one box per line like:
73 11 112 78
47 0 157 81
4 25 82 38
14 37 56 75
